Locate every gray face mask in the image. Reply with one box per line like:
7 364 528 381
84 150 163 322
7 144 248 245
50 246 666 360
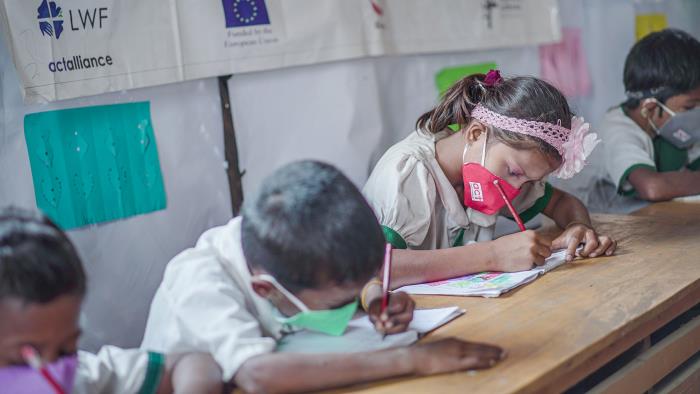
646 99 700 149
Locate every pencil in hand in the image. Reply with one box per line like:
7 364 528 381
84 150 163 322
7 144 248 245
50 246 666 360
21 345 67 394
380 243 392 339
493 179 526 232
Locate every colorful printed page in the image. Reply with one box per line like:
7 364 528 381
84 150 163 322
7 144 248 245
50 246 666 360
397 250 571 298
276 307 463 353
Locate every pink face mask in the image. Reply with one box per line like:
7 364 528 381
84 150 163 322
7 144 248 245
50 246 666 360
462 133 521 215
0 354 78 394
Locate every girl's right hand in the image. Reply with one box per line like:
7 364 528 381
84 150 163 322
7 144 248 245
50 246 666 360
489 230 552 272
410 338 505 375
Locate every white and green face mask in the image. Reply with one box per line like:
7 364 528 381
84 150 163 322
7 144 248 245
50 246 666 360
257 274 358 336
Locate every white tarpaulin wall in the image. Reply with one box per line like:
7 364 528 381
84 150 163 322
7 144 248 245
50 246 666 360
230 49 542 195
0 0 559 103
0 37 233 348
0 0 699 350
232 0 700 200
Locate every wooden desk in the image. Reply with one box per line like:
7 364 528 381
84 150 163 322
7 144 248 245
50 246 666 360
340 210 700 393
633 200 700 220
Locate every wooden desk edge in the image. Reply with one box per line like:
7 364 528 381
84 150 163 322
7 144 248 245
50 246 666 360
332 209 700 393
533 281 700 393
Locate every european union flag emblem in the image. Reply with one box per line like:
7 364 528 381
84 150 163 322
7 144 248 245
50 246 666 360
222 0 270 28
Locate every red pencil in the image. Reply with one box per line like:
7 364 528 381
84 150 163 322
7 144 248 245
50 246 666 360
493 179 526 232
21 345 67 394
380 243 392 338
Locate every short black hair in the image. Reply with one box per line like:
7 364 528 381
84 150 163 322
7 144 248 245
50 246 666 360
0 208 86 304
623 29 700 108
241 160 385 292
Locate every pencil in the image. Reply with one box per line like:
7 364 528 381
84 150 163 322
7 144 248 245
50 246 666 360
21 345 67 394
493 179 526 232
381 243 392 339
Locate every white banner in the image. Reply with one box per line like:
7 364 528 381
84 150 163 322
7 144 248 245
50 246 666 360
0 0 560 103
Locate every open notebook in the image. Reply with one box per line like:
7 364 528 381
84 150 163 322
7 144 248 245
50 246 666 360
397 249 572 298
276 307 464 353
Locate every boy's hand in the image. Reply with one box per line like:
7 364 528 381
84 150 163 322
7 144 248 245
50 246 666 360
411 338 505 375
552 223 617 261
489 230 552 272
367 291 415 335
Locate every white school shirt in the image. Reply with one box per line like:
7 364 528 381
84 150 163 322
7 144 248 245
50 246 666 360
74 346 164 394
587 107 700 213
363 129 551 250
140 217 282 381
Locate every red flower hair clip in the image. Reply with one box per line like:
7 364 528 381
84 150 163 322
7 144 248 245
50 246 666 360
484 69 503 87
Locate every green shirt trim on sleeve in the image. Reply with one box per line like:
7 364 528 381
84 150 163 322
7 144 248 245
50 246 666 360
138 352 165 394
507 182 554 224
452 228 465 247
617 163 657 196
381 225 408 249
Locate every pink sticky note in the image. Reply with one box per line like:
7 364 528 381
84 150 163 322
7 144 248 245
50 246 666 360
539 28 591 98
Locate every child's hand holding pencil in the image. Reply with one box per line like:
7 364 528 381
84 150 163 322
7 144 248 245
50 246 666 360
365 244 416 336
368 291 415 335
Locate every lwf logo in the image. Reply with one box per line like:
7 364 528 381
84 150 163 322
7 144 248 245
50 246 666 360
37 0 63 38
38 0 109 39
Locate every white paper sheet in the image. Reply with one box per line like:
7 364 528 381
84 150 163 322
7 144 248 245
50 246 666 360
276 307 464 353
350 306 464 334
673 194 700 202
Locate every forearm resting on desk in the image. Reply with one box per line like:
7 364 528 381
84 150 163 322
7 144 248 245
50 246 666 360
233 339 504 393
629 167 700 201
233 348 414 393
388 243 495 288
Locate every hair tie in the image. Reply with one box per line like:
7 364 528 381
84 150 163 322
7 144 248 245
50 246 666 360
484 69 503 87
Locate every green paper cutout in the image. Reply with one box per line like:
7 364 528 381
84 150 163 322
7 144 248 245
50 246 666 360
24 102 166 230
435 62 498 97
435 62 498 132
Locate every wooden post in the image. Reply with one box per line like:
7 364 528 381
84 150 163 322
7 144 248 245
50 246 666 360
218 75 244 215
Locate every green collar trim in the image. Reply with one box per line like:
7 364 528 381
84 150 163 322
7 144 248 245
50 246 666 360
504 182 554 224
653 138 688 172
